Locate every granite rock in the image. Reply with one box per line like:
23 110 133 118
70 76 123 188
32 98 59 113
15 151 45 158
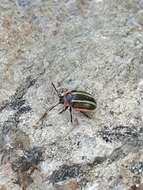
0 0 143 189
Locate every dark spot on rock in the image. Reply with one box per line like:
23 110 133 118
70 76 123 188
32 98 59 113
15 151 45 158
0 100 9 112
128 184 143 190
0 121 31 164
13 172 33 190
77 141 80 146
12 157 32 173
17 0 31 8
132 175 141 185
52 30 58 36
0 76 35 113
110 110 114 115
82 156 85 160
10 99 26 110
17 105 32 114
129 162 143 175
108 147 127 164
103 135 112 143
11 146 44 190
79 177 89 187
98 125 142 143
2 115 19 130
49 164 82 184
11 147 44 172
11 77 36 101
117 89 124 96
87 156 107 167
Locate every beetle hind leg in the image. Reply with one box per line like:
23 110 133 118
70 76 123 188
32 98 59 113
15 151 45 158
80 111 91 119
70 107 73 123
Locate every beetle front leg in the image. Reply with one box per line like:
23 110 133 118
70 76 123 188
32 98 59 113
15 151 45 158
70 107 73 123
32 111 47 128
59 106 68 114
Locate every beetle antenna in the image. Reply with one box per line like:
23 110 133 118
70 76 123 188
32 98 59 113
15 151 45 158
48 102 59 111
51 82 61 97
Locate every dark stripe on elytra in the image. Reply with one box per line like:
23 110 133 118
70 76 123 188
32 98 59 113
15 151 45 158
71 90 94 98
72 93 96 103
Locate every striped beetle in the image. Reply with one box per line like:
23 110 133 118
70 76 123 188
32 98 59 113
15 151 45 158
48 83 97 122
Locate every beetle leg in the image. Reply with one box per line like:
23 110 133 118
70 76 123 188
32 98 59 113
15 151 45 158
70 107 73 123
59 106 68 114
80 111 91 119
32 112 47 128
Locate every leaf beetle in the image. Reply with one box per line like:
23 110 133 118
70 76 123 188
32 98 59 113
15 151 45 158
48 83 97 122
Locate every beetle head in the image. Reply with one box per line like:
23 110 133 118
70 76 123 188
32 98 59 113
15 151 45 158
59 95 64 104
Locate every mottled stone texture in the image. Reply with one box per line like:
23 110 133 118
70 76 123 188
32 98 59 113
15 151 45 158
0 0 143 189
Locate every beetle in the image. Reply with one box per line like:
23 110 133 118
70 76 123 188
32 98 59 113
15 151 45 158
48 83 97 122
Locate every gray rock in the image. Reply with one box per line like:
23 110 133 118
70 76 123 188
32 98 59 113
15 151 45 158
0 0 143 189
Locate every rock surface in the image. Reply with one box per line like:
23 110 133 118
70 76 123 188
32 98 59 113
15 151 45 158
0 0 143 189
